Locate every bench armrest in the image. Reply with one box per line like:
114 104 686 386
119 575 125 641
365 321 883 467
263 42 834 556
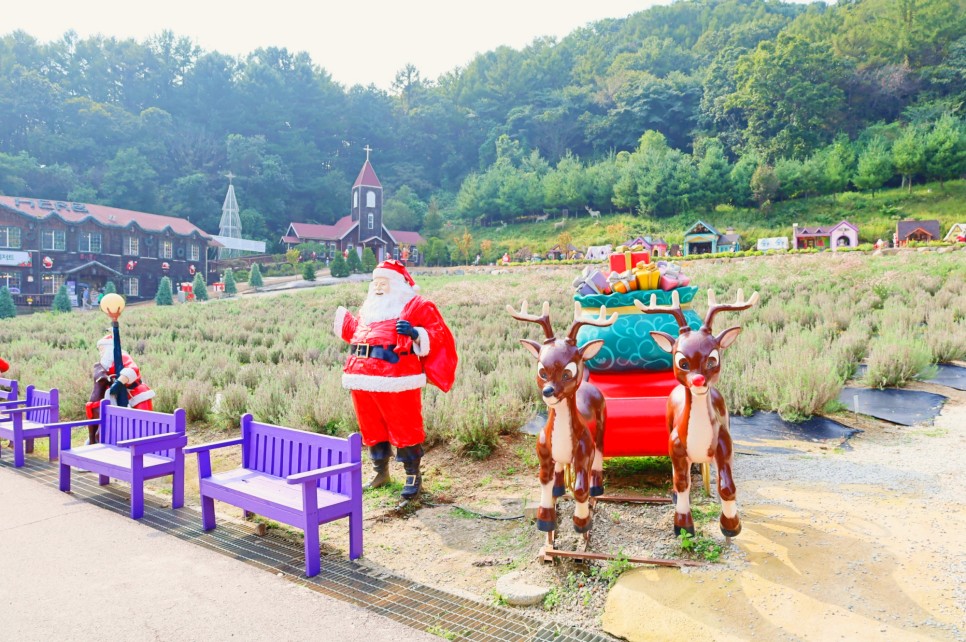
117 432 188 456
286 461 361 485
45 419 101 432
0 404 56 416
184 437 244 454
0 400 26 408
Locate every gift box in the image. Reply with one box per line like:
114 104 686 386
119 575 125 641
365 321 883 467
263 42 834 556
633 261 660 290
572 267 612 296
609 246 650 273
608 270 638 294
659 273 691 291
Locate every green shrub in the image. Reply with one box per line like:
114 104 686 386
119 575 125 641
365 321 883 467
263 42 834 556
178 381 213 422
216 383 249 430
302 262 316 281
330 252 349 277
223 268 237 296
864 329 935 388
155 276 173 306
346 248 363 273
249 263 264 287
103 281 117 295
0 286 16 318
191 272 209 301
52 285 73 313
362 247 378 272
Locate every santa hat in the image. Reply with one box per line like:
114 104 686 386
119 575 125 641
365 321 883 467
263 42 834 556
96 332 114 351
373 259 419 292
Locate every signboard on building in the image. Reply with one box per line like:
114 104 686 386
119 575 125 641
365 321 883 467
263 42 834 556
0 250 32 267
756 237 789 251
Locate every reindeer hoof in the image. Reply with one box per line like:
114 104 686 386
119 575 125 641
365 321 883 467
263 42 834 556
574 518 592 534
674 524 696 537
552 484 566 498
590 485 604 497
537 519 556 532
720 523 742 538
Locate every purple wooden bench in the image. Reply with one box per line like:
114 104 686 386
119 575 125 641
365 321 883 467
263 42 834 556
185 413 363 577
0 376 17 403
47 400 187 519
0 386 59 467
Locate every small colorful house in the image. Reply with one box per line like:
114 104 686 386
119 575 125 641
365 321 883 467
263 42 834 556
943 223 966 242
683 221 741 255
585 244 612 261
546 244 583 261
622 236 669 257
896 220 941 246
792 220 859 251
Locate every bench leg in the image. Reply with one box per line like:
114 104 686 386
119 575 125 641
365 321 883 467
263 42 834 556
304 524 320 578
25 437 34 454
47 434 58 462
349 508 363 560
59 463 71 492
201 496 216 531
12 435 24 467
99 475 110 486
172 450 184 509
131 457 144 519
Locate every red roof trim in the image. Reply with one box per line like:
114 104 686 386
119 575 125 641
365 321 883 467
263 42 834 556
353 160 382 189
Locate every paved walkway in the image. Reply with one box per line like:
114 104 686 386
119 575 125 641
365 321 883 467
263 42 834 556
0 467 438 642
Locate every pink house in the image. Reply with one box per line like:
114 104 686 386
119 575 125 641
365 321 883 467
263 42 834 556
792 220 859 251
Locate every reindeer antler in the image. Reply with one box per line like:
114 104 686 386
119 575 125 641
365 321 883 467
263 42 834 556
506 300 554 339
634 289 691 332
704 288 760 331
567 302 618 342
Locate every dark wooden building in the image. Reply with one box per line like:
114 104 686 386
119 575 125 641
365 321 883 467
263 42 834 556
0 196 214 307
281 153 425 264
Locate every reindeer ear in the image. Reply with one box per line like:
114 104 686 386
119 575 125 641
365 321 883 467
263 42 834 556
716 326 742 349
519 339 542 359
579 339 605 361
649 331 675 354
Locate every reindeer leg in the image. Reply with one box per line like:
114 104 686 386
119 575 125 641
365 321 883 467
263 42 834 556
715 427 741 538
572 468 592 537
671 450 695 537
590 411 605 497
535 458 557 533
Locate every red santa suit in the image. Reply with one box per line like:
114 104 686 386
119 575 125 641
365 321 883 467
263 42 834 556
86 336 155 418
334 261 457 448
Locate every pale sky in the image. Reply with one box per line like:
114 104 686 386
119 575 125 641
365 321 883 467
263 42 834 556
6 1 673 89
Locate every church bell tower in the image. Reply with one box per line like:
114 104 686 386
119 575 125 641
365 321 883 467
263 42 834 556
351 145 383 244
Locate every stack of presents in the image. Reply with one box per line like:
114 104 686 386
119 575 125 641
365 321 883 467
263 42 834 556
572 244 691 298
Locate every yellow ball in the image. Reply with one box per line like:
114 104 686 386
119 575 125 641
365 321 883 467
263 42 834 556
99 292 126 317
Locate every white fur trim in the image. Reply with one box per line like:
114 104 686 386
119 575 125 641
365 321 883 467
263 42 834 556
334 306 348 339
341 373 426 392
373 268 409 284
119 367 137 383
413 327 430 357
129 390 156 406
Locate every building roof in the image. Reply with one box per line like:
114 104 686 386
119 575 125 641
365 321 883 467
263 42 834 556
390 230 425 245
897 219 941 240
0 195 212 239
684 220 720 237
719 233 741 244
289 217 357 241
794 220 857 237
353 160 382 189
944 223 966 240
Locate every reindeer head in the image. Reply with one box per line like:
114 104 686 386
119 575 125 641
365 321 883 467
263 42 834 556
507 301 617 406
635 289 759 394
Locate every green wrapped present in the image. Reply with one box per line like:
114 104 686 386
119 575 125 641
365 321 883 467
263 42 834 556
575 286 701 372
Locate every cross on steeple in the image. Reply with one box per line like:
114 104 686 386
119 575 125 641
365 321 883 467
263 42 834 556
226 171 235 184
363 145 372 162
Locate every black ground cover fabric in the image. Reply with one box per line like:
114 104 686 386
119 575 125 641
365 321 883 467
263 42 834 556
838 387 947 426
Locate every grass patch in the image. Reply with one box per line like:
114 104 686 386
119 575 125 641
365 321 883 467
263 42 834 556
678 531 724 562
605 457 672 477
363 481 405 508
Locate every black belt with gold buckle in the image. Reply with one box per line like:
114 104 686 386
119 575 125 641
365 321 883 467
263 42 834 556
349 344 410 363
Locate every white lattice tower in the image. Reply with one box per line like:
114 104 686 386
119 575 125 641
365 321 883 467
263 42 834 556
218 172 242 259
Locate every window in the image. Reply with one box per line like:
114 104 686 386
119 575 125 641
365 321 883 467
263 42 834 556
189 244 200 261
368 213 374 229
125 236 139 256
393 246 400 260
42 273 65 295
78 232 102 253
0 271 22 292
366 191 376 207
160 240 173 259
0 227 22 249
125 277 139 297
353 191 358 208
42 229 66 251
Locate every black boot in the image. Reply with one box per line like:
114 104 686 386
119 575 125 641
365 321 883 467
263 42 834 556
396 444 424 500
366 442 393 489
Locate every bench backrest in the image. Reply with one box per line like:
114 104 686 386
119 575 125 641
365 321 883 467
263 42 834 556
99 400 186 459
22 385 59 424
241 413 361 495
0 377 17 402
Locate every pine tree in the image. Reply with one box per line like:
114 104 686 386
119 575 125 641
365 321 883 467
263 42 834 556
346 248 363 273
853 137 894 197
223 268 237 296
0 286 16 318
302 262 316 281
103 281 117 295
330 252 349 278
155 276 173 306
192 272 209 301
362 247 377 272
249 263 264 288
52 284 73 313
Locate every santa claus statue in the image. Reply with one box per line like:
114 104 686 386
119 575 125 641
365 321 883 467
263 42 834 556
334 259 457 500
86 332 156 443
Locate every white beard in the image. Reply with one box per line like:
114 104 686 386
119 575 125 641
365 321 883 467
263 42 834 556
99 348 129 370
359 281 416 323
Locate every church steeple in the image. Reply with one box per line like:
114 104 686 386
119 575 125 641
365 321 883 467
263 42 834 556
351 146 383 243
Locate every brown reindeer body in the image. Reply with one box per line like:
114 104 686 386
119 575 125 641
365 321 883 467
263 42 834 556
509 302 615 540
637 288 758 538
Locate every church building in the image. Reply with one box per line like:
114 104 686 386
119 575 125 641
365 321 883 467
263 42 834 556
281 151 425 264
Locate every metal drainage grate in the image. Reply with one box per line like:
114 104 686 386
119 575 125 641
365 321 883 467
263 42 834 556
2 458 612 642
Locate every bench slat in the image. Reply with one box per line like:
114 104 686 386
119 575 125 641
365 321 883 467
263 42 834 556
203 469 351 514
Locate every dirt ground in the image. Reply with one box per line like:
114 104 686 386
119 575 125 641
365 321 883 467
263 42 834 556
152 375 965 641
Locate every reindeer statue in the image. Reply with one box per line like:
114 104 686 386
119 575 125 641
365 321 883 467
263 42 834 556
508 301 617 548
635 288 759 539
535 212 550 223
584 206 601 220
